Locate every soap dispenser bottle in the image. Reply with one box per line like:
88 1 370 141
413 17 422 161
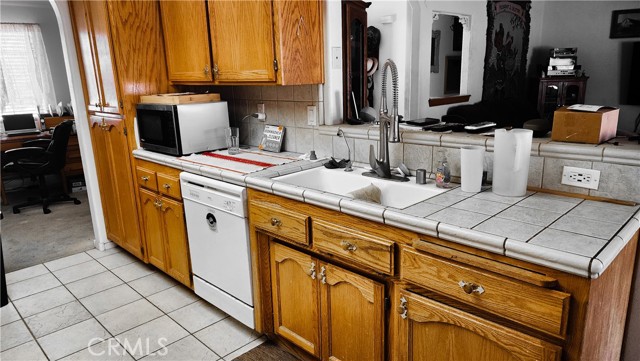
435 157 451 188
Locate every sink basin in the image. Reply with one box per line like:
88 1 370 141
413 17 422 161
274 166 448 209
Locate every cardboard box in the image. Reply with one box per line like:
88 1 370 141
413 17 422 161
551 106 619 144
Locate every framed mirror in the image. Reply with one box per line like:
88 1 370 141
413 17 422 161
428 12 471 107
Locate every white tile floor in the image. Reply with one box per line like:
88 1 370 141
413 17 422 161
1 247 265 360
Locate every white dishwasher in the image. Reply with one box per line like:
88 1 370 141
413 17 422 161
180 172 254 329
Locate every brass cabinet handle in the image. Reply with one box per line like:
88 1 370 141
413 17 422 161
141 176 149 182
213 63 219 79
163 183 171 190
320 266 326 285
154 199 163 208
341 240 357 252
397 296 408 319
458 280 485 295
309 262 316 280
204 64 210 75
270 217 282 227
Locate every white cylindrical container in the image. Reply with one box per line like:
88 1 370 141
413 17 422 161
492 129 533 197
460 146 485 192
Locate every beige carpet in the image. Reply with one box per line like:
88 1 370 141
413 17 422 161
1 179 95 272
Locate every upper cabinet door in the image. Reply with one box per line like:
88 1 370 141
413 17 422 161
70 1 101 113
87 0 122 114
208 0 276 82
159 1 213 82
273 0 324 85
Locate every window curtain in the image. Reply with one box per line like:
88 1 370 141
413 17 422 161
0 23 57 114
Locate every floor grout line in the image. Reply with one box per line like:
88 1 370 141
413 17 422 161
3 248 263 361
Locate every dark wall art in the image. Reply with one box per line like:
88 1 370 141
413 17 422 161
610 9 640 39
482 0 532 101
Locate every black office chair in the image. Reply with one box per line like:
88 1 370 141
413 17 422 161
2 120 81 214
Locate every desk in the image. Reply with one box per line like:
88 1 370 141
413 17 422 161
1 128 84 205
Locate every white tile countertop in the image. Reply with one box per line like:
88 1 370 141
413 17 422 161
133 149 640 279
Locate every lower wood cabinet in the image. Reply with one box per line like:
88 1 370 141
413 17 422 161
393 289 561 361
270 242 384 361
89 115 143 259
136 161 191 287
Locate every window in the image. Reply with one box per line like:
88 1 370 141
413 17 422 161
0 23 57 114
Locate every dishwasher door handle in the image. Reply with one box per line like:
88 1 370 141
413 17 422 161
206 213 217 231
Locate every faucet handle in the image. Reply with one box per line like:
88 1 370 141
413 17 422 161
369 144 378 170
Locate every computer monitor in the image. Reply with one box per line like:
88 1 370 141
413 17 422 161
2 113 40 135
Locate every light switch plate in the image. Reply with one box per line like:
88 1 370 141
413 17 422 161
561 166 600 190
331 47 342 70
307 105 318 126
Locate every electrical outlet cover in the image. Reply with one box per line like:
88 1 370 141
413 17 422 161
561 166 600 190
257 103 265 114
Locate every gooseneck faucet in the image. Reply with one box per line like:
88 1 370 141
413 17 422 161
369 59 400 179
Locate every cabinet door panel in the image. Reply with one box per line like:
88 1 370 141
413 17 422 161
70 1 101 112
103 118 143 259
87 0 121 113
321 263 384 361
270 243 321 358
161 197 191 287
395 290 561 361
273 0 324 84
139 188 166 270
159 1 212 82
89 117 124 245
208 0 276 82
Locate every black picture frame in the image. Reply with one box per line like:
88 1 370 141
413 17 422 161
610 9 640 39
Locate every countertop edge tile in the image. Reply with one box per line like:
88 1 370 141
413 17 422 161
339 199 385 223
504 239 591 278
271 182 304 202
382 210 439 238
244 177 274 194
302 190 341 211
437 223 506 255
591 236 626 278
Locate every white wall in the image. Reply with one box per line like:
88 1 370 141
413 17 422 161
537 0 639 131
1 0 72 105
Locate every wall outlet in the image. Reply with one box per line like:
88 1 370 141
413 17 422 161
307 105 318 126
561 166 600 190
256 103 265 115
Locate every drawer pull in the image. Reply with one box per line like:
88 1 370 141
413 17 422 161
397 296 408 319
309 262 316 280
163 183 171 190
141 176 149 182
459 280 485 295
320 266 326 284
271 217 282 227
341 240 357 252
154 199 163 208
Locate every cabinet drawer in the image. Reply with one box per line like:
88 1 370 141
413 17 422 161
401 247 570 337
313 219 393 275
157 173 181 200
136 167 157 191
251 202 309 245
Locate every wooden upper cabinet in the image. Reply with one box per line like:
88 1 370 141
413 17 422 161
208 0 276 82
70 0 122 114
158 0 324 84
87 0 121 113
160 1 213 82
70 1 101 113
273 0 324 84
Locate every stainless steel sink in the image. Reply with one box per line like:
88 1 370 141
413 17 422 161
274 166 447 209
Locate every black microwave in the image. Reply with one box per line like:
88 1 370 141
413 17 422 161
136 102 229 156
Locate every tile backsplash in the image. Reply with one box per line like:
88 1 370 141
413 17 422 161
180 84 640 204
